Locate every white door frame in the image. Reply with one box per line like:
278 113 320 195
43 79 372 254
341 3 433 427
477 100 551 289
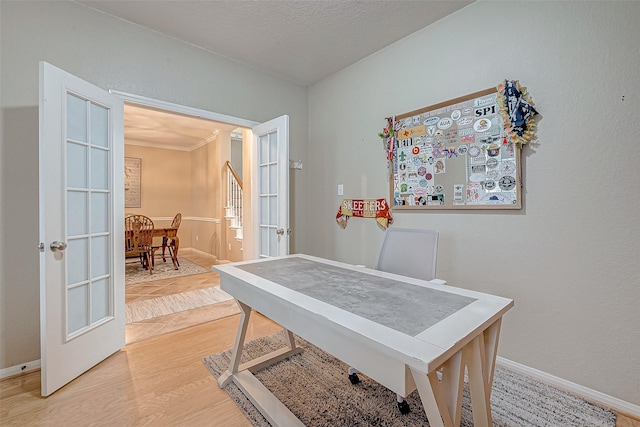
110 91 259 130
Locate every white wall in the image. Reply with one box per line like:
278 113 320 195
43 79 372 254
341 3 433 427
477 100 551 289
306 1 640 405
0 1 308 369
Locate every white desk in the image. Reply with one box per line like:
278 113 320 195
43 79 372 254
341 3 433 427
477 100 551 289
214 254 513 427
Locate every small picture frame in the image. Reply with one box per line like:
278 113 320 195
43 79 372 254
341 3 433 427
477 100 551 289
124 157 141 208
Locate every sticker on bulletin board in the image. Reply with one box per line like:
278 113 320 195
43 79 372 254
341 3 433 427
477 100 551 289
388 88 522 210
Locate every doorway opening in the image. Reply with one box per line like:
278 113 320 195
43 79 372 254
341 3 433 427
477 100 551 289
119 98 254 343
123 102 247 265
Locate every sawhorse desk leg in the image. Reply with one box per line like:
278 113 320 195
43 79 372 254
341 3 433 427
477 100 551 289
217 300 305 427
410 318 503 427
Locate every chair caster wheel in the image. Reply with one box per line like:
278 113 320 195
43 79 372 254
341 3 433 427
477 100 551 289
397 400 410 414
348 373 360 384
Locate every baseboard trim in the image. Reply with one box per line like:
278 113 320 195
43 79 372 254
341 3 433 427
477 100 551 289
497 356 640 418
187 247 218 263
0 359 41 380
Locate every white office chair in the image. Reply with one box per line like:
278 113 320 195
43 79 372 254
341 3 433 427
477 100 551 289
348 227 446 414
374 227 445 286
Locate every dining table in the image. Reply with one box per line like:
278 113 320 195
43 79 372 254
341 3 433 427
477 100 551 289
213 254 514 427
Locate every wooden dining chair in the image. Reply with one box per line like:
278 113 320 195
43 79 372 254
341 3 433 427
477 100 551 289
167 212 181 267
125 214 155 274
153 212 181 270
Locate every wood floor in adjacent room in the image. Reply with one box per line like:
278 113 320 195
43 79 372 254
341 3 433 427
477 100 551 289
125 250 238 344
1 252 638 426
125 250 222 305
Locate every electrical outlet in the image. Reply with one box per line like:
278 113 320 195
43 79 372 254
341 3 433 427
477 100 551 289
195 235 199 242
338 184 344 196
228 243 232 250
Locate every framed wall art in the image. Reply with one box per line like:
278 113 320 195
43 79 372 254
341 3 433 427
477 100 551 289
124 157 141 208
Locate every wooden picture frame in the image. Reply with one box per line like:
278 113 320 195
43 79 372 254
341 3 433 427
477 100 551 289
124 157 141 208
389 88 522 210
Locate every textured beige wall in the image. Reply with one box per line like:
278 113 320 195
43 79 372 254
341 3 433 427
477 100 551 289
306 1 640 405
124 145 192 216
189 138 221 258
124 141 227 258
124 144 192 248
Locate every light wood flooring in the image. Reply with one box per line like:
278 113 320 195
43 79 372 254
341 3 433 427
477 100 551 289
126 250 238 344
1 313 281 426
1 251 638 426
126 249 223 304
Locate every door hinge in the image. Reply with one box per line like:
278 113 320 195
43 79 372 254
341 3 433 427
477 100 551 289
38 242 45 252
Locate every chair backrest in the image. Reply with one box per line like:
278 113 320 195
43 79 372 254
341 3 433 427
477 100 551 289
374 227 439 281
125 215 154 254
171 213 182 229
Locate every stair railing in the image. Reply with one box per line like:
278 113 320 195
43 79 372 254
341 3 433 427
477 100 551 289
224 161 243 242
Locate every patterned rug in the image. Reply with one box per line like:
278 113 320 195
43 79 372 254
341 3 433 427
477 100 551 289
125 256 209 285
203 332 617 427
126 286 234 323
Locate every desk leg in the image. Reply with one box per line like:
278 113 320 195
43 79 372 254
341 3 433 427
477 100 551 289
410 349 464 427
218 301 252 388
464 318 502 427
218 301 304 389
216 300 305 427
412 318 502 427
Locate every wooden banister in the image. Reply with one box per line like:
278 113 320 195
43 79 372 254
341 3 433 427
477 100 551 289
225 161 243 190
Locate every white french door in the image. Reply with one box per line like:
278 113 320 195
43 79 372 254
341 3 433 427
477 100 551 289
39 62 124 396
252 116 290 258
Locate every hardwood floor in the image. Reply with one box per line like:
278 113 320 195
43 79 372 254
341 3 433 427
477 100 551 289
126 250 238 344
1 314 281 426
2 320 638 427
1 251 638 426
620 415 640 427
126 249 223 304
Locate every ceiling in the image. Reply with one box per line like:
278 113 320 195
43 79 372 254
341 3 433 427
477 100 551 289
124 104 240 151
83 0 473 150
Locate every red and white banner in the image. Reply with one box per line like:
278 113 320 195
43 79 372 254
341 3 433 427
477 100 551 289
336 198 393 230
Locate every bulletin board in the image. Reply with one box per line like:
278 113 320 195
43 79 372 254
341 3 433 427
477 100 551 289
389 88 522 210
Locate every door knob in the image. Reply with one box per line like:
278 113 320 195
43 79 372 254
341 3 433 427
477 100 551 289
276 228 285 236
50 241 68 252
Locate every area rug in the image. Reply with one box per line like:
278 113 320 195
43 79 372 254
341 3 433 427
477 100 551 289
125 257 209 285
203 332 617 427
126 286 234 323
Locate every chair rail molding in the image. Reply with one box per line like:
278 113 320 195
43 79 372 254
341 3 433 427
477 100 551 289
150 216 221 224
